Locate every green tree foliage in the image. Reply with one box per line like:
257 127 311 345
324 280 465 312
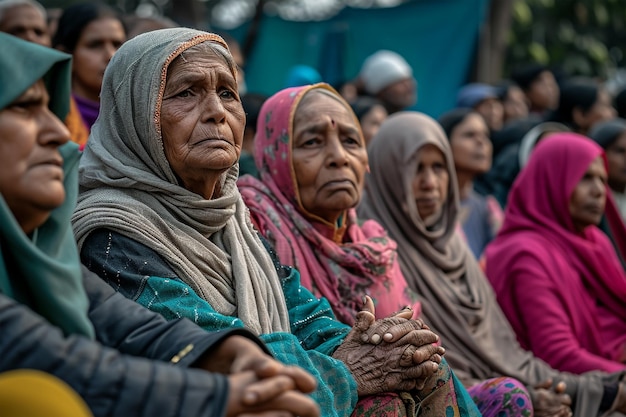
506 0 626 79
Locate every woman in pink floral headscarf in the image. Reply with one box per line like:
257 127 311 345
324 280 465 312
239 84 536 417
238 83 418 325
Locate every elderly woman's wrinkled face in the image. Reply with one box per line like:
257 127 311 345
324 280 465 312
292 90 368 224
569 156 606 233
411 144 449 223
161 45 245 198
0 80 70 233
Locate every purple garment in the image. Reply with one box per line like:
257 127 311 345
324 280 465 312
73 94 100 129
468 377 533 417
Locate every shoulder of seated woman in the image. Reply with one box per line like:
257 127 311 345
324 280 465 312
81 228 178 300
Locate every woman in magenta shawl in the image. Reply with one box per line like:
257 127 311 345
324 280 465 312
485 133 626 374
238 83 418 325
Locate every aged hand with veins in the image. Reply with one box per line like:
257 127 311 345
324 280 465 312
358 296 445 366
332 296 444 395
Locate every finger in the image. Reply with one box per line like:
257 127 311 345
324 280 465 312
363 295 375 315
534 378 553 390
400 361 440 380
559 394 572 406
557 406 573 417
411 343 445 365
383 322 433 343
428 346 446 360
362 317 410 343
389 328 440 349
354 296 376 332
242 375 296 405
392 306 414 320
278 366 317 393
243 391 321 417
233 354 282 376
428 354 442 364
400 345 418 367
554 381 567 394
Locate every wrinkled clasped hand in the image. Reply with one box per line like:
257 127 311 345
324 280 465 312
333 296 445 396
529 379 572 417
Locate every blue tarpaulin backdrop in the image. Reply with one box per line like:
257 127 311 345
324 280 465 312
218 0 489 118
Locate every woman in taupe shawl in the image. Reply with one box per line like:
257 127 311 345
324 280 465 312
357 111 626 417
71 28 474 417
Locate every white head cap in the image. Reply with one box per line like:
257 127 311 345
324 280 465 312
359 50 413 95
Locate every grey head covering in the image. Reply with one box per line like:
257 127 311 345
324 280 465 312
358 112 622 417
518 122 570 168
72 28 290 334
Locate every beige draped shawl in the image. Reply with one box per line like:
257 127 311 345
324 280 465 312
357 112 624 417
72 28 290 335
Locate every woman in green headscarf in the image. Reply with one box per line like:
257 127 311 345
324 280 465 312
0 31 320 417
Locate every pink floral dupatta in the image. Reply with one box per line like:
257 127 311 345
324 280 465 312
238 84 418 325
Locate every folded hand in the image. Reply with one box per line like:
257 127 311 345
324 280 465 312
332 296 443 396
197 335 319 417
531 379 572 417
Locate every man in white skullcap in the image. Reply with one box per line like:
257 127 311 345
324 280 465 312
359 50 417 114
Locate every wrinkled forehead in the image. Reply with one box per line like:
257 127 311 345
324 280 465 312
293 88 360 131
154 37 234 134
165 41 236 76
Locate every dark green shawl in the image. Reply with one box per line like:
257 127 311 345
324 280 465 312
0 33 93 338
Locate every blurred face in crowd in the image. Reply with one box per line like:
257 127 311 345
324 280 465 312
606 131 626 191
0 80 70 234
474 97 504 131
412 144 449 224
569 156 607 233
0 4 50 46
574 89 617 135
527 70 559 112
70 17 126 102
360 104 387 146
377 78 417 113
450 112 492 176
161 44 245 199
292 90 368 224
502 85 529 123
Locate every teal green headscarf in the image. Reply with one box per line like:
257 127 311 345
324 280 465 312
0 33 94 338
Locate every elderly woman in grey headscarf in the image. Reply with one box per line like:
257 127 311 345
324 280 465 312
72 28 462 417
357 111 626 417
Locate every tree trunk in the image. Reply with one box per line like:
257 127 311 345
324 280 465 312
476 0 514 83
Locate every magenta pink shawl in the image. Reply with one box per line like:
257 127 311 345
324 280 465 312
485 133 626 374
238 84 418 325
